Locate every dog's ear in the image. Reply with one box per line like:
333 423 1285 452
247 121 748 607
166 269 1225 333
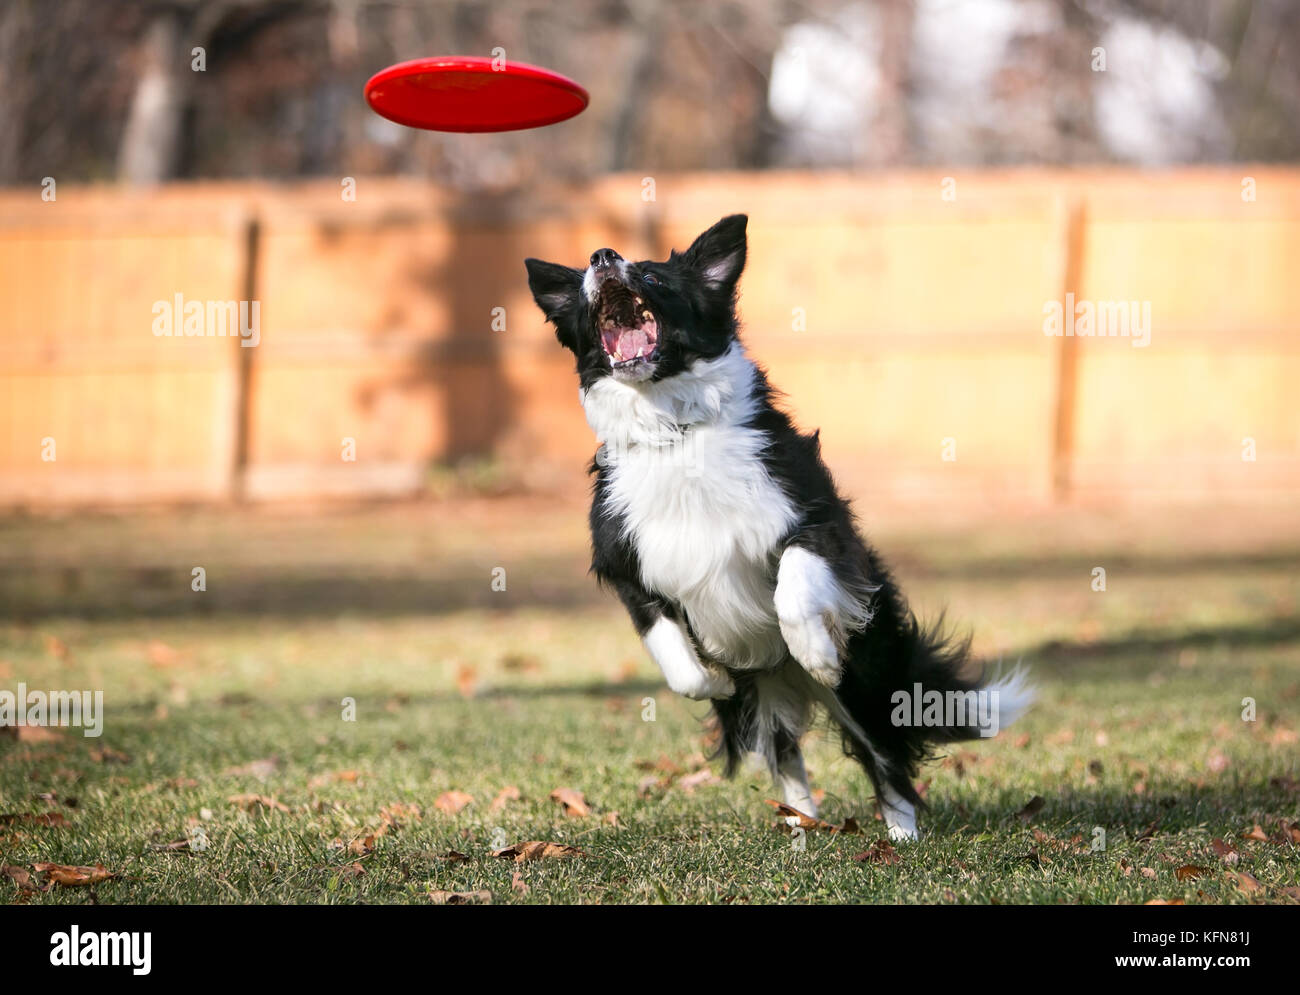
682 214 747 291
525 258 583 322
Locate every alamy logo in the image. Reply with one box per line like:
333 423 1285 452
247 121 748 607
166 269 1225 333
0 684 103 737
152 293 260 347
1042 293 1151 348
890 683 1005 738
50 927 151 975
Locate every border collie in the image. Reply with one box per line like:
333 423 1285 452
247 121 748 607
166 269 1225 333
525 215 1032 840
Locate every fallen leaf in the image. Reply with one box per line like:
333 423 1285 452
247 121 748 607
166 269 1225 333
491 841 588 862
428 889 491 905
1140 867 1157 878
307 770 359 789
511 871 529 896
90 746 131 764
34 862 115 887
852 839 900 865
1210 838 1240 864
380 802 422 826
677 769 721 792
227 793 289 813
1226 871 1262 893
455 664 478 699
145 640 181 668
0 812 67 827
3 726 63 743
437 850 472 864
223 757 278 780
1144 898 1185 905
2 864 47 893
489 785 521 811
766 800 858 834
1016 796 1045 822
1241 824 1269 842
434 791 473 815
550 787 591 818
1175 865 1209 881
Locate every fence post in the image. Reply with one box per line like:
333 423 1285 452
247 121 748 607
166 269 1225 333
1051 196 1086 501
231 212 260 501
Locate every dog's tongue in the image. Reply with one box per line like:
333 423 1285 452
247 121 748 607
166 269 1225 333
606 326 652 360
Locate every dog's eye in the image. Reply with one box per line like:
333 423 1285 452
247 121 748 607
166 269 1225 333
642 272 659 286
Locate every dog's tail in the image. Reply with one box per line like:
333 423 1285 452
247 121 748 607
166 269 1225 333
817 607 1035 810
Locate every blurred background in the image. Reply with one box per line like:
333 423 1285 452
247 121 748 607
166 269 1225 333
0 0 1298 614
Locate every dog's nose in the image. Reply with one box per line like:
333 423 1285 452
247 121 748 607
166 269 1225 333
590 248 622 270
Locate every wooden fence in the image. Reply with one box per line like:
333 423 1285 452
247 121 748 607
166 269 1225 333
1 169 1298 507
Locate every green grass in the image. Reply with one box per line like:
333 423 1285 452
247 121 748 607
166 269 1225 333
1 500 1297 904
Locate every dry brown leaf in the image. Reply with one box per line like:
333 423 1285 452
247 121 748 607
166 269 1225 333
1241 824 1269 842
852 840 901 865
1175 865 1210 881
34 862 115 887
1144 898 1185 905
677 769 722 792
489 785 522 811
511 871 529 896
765 800 859 834
455 665 478 699
5 725 63 743
1210 838 1240 864
308 770 359 789
550 787 591 817
227 793 290 813
0 812 67 827
1016 796 1046 821
1226 871 1262 893
2 864 47 893
491 841 588 862
428 889 491 905
145 640 181 668
223 757 278 780
380 802 422 826
434 791 473 815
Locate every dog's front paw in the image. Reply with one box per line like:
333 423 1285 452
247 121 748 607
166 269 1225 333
777 611 843 687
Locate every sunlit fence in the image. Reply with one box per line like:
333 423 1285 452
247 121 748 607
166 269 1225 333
2 169 1297 507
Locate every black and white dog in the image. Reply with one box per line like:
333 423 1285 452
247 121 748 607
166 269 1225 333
525 215 1031 840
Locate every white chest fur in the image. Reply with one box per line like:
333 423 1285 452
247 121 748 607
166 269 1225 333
581 346 798 668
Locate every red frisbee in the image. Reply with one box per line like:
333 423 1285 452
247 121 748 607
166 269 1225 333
364 56 589 133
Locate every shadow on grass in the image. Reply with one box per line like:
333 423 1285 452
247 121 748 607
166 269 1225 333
6 546 1300 622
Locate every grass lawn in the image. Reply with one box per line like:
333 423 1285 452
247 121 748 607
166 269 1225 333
1 498 1297 904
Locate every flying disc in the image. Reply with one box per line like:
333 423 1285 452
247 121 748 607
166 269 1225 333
364 56 589 133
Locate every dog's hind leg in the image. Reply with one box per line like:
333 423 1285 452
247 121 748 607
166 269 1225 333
774 734 817 818
878 782 919 841
711 665 819 817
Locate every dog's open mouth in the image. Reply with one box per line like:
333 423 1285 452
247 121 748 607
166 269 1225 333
596 278 658 367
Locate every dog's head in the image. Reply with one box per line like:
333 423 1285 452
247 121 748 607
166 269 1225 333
524 214 747 385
